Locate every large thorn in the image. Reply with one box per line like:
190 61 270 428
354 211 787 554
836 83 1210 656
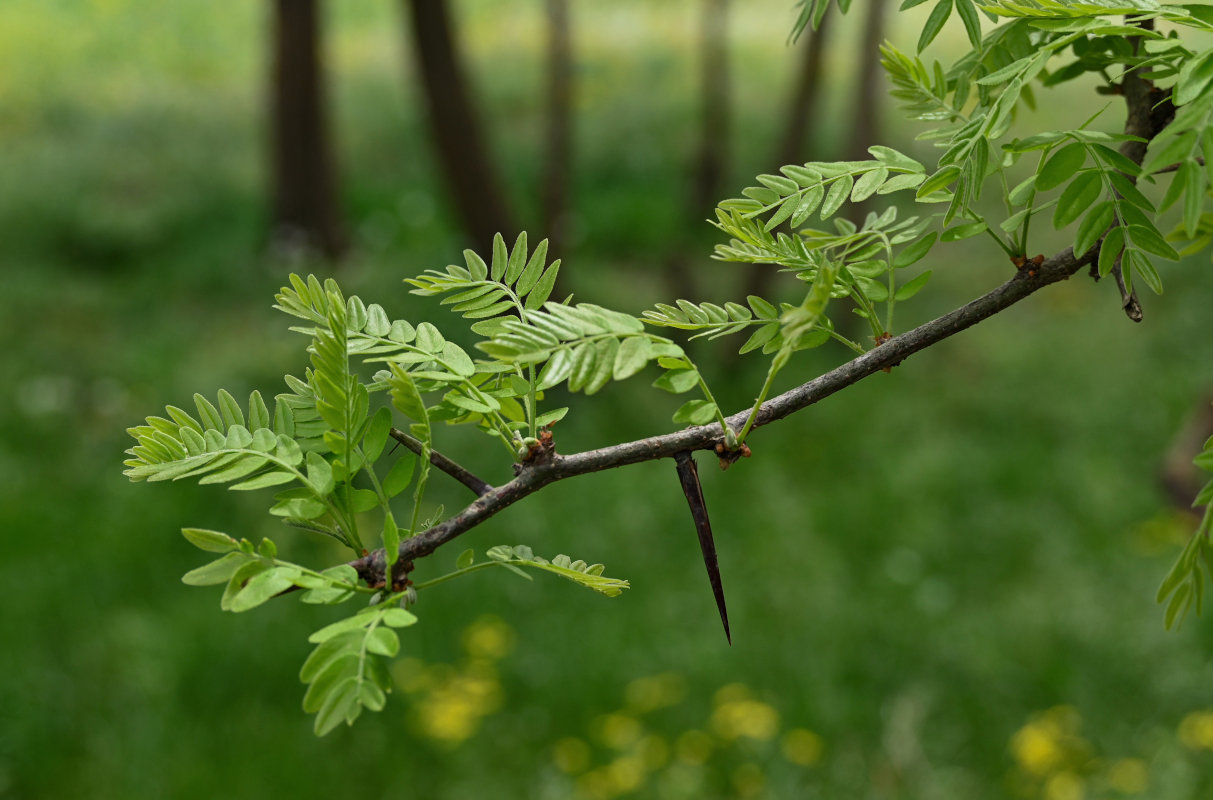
674 451 731 644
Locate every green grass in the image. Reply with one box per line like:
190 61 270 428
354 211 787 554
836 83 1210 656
4 2 1213 798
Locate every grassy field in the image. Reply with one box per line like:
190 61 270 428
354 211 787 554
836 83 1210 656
3 2 1213 798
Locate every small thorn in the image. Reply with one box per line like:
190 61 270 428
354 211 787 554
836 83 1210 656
674 451 731 644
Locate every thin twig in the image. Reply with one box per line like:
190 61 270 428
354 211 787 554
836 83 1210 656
389 427 493 497
1152 156 1204 175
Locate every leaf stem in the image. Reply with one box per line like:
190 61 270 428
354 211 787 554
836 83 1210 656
526 364 538 440
283 519 348 544
824 327 866 355
695 374 731 439
849 287 885 340
412 561 504 591
982 225 1017 260
737 354 783 444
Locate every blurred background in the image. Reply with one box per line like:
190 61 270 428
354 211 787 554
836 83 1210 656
3 1 1213 797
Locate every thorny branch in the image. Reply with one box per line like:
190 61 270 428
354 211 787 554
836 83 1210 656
352 247 1097 586
348 32 1171 592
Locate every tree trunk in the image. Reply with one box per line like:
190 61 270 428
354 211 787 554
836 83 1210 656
667 0 732 300
542 0 573 256
742 11 833 303
773 9 832 168
692 0 731 217
270 0 347 260
404 0 516 255
843 0 889 169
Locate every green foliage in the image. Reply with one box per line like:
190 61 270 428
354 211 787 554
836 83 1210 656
126 238 675 732
300 601 417 736
1157 428 1213 629
406 231 562 334
121 0 1213 739
422 546 630 598
478 302 687 395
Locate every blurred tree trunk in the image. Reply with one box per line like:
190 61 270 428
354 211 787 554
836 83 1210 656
667 0 732 300
405 0 516 255
692 0 730 218
542 0 573 256
843 0 889 201
774 10 832 169
270 0 347 260
743 11 833 302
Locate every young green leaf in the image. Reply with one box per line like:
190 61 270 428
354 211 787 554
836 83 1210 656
1053 171 1102 228
1036 143 1086 192
918 0 953 53
894 270 933 301
182 527 239 553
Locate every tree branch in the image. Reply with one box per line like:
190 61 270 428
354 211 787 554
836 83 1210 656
388 427 493 497
351 246 1096 585
1106 16 1172 322
345 28 1169 590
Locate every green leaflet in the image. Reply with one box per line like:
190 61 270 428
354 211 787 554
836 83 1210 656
301 603 417 736
724 154 926 236
406 232 562 318
461 545 630 598
477 302 673 395
274 273 419 363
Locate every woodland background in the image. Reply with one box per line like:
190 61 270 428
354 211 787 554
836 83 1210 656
3 1 1213 797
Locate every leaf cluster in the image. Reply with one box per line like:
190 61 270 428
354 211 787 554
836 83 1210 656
301 602 418 736
406 232 562 336
433 545 631 598
1157 432 1213 629
121 0 1213 739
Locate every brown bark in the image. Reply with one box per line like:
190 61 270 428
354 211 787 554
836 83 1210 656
542 0 573 255
744 12 833 303
270 0 347 260
404 0 516 255
774 9 832 168
843 0 889 165
666 0 732 300
693 0 731 217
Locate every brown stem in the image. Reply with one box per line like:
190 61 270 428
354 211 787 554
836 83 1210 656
270 0 347 260
1109 16 1172 322
404 0 517 254
388 427 493 497
541 0 573 255
1152 157 1205 175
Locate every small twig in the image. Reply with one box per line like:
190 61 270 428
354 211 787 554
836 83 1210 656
1110 250 1144 322
674 451 730 644
389 427 493 497
1152 156 1204 175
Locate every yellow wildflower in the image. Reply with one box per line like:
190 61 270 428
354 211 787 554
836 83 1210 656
781 728 824 766
1178 710 1213 751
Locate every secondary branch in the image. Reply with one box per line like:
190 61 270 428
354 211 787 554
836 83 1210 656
389 427 493 497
